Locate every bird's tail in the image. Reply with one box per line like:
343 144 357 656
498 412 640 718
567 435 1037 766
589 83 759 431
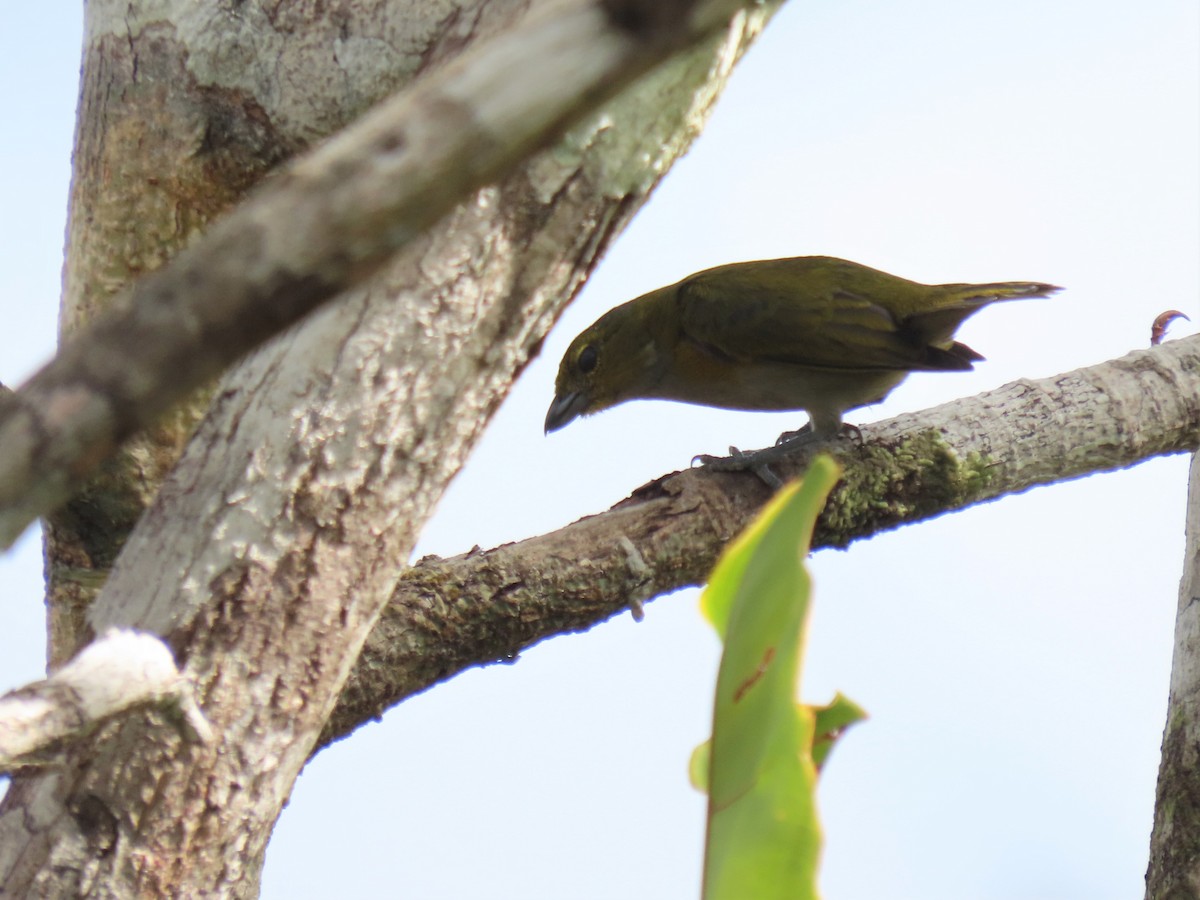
913 280 1062 345
950 281 1063 305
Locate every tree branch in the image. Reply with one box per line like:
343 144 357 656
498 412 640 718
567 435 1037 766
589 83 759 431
0 0 766 549
0 629 210 772
1146 446 1200 897
323 335 1200 745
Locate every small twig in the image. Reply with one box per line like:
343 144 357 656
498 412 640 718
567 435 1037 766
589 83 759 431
0 628 211 772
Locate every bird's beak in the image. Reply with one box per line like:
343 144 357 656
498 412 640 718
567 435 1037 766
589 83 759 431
545 390 589 434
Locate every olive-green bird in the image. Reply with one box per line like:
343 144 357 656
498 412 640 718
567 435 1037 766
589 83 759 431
545 256 1060 437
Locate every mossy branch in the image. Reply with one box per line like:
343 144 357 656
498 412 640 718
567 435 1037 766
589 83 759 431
320 335 1200 746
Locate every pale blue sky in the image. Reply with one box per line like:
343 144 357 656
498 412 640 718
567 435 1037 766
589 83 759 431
2 2 1198 898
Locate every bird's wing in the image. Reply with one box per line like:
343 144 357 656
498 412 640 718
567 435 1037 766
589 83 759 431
676 269 968 372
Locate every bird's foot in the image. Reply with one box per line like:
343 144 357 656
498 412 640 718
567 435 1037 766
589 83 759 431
693 424 862 489
693 445 785 489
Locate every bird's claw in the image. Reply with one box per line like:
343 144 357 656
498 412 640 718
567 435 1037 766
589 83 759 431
692 445 784 489
693 422 865 490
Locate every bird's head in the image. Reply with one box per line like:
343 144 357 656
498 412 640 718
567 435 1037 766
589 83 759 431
544 293 670 433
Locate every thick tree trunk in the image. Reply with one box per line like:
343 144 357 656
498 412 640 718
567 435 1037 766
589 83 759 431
0 0 780 895
44 0 538 667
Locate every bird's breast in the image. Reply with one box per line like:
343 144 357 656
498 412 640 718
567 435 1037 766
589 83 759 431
646 338 908 414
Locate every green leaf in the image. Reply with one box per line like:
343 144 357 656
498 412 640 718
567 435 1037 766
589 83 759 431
810 693 868 773
689 738 711 792
698 455 847 900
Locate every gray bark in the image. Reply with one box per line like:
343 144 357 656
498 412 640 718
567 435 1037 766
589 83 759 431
0 0 782 896
1147 448 1200 899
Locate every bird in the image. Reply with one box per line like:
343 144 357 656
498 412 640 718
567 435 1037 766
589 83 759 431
545 255 1060 439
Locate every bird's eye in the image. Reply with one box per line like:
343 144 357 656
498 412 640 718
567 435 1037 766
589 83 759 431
577 344 598 374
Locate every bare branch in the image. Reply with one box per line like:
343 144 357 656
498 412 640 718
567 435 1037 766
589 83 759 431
0 629 211 772
0 0 766 549
323 336 1200 745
